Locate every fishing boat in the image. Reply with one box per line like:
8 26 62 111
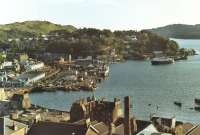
151 57 174 65
174 101 182 107
195 98 200 105
194 106 200 111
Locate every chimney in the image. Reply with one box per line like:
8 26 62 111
109 123 115 135
69 54 72 63
114 98 120 106
12 122 18 131
85 118 91 128
124 96 131 135
114 98 120 103
171 117 176 129
130 117 137 133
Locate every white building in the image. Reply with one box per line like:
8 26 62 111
0 88 6 100
153 51 164 57
0 72 8 82
24 62 44 72
8 38 13 42
131 35 137 41
17 71 45 85
0 61 13 69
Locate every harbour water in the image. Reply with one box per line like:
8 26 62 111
30 39 200 123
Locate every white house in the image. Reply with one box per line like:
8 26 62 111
24 62 44 72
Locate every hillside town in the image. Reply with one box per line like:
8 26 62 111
0 50 111 94
0 50 196 135
0 91 199 135
1 0 200 134
0 33 199 135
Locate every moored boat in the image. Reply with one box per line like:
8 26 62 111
194 106 200 111
195 98 200 105
174 55 188 61
151 57 174 65
194 49 200 55
174 101 182 107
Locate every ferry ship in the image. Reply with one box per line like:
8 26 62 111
151 57 174 65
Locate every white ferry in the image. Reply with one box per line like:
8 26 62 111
151 57 174 65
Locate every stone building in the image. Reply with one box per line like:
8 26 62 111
28 118 123 135
69 96 138 135
27 96 138 135
10 93 31 110
70 96 123 124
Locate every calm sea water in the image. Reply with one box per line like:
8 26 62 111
30 39 200 123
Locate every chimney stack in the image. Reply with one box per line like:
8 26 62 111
171 117 176 129
12 122 18 131
109 123 115 135
69 54 72 63
124 96 132 135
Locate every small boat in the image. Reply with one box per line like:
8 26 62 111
194 50 200 55
151 57 174 65
174 101 182 107
195 98 200 105
174 55 188 61
189 107 194 110
194 106 200 111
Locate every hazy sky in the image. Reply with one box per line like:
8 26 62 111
0 0 199 30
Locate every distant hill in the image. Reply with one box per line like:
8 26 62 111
0 21 76 41
149 24 200 39
0 21 188 59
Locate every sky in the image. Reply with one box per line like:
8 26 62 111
0 0 200 30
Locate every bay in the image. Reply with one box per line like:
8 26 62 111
30 39 200 123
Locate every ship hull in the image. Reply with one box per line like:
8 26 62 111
151 60 174 65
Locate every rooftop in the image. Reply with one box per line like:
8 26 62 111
136 124 172 135
185 124 200 135
0 117 28 135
